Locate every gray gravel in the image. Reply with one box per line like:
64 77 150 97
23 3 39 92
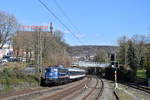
100 79 116 100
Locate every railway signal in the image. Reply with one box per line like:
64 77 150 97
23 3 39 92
114 69 118 89
110 53 115 61
110 53 118 89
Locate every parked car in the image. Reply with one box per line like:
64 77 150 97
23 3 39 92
19 58 26 62
0 59 8 63
0 58 8 65
7 58 21 62
3 55 11 59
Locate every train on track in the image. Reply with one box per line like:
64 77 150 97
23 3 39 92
41 66 86 86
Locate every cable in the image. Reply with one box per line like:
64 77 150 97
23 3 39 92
53 0 88 44
53 0 81 33
38 0 84 44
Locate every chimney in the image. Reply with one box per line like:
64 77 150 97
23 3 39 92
50 22 53 34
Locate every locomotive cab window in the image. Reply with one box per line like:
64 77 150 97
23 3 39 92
46 68 51 72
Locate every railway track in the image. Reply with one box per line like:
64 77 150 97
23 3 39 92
0 76 104 100
0 77 88 100
0 87 46 100
81 76 104 100
96 78 104 100
39 77 92 100
127 83 150 94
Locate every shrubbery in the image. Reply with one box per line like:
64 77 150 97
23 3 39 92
0 68 39 92
105 66 135 82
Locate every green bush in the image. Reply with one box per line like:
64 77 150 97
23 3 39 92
0 68 39 92
105 66 136 82
136 69 146 79
146 67 150 78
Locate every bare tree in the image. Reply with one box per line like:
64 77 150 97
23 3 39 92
117 36 129 65
0 11 19 48
13 29 71 67
93 50 108 63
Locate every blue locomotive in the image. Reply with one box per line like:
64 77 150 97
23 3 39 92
41 65 85 85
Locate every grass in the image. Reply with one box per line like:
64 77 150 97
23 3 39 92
136 69 146 79
0 68 39 93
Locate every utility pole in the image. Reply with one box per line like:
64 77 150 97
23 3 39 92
36 28 43 85
39 29 43 76
50 22 53 34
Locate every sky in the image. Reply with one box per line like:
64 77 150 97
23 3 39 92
0 0 150 46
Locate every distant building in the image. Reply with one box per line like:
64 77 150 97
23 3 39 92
0 44 13 58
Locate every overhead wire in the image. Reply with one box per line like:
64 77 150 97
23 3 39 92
52 0 81 33
38 0 84 45
53 0 88 45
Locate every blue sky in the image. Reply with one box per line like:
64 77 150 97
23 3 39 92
0 0 150 46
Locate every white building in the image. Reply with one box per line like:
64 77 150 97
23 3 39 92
0 44 13 59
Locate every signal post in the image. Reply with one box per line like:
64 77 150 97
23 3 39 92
111 53 119 89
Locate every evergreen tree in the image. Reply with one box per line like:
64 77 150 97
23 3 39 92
139 56 144 69
144 45 150 78
127 40 138 71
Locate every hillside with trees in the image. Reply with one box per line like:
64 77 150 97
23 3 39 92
68 45 118 57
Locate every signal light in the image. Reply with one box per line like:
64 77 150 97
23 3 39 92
111 53 115 61
111 61 119 68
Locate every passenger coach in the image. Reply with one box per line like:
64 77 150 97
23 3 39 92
68 68 85 80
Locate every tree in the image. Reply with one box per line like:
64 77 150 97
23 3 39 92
0 11 19 48
117 34 150 80
144 41 150 78
93 50 108 63
132 34 146 69
126 40 138 77
13 29 71 66
117 36 128 65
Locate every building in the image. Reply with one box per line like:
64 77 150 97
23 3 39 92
0 44 13 59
